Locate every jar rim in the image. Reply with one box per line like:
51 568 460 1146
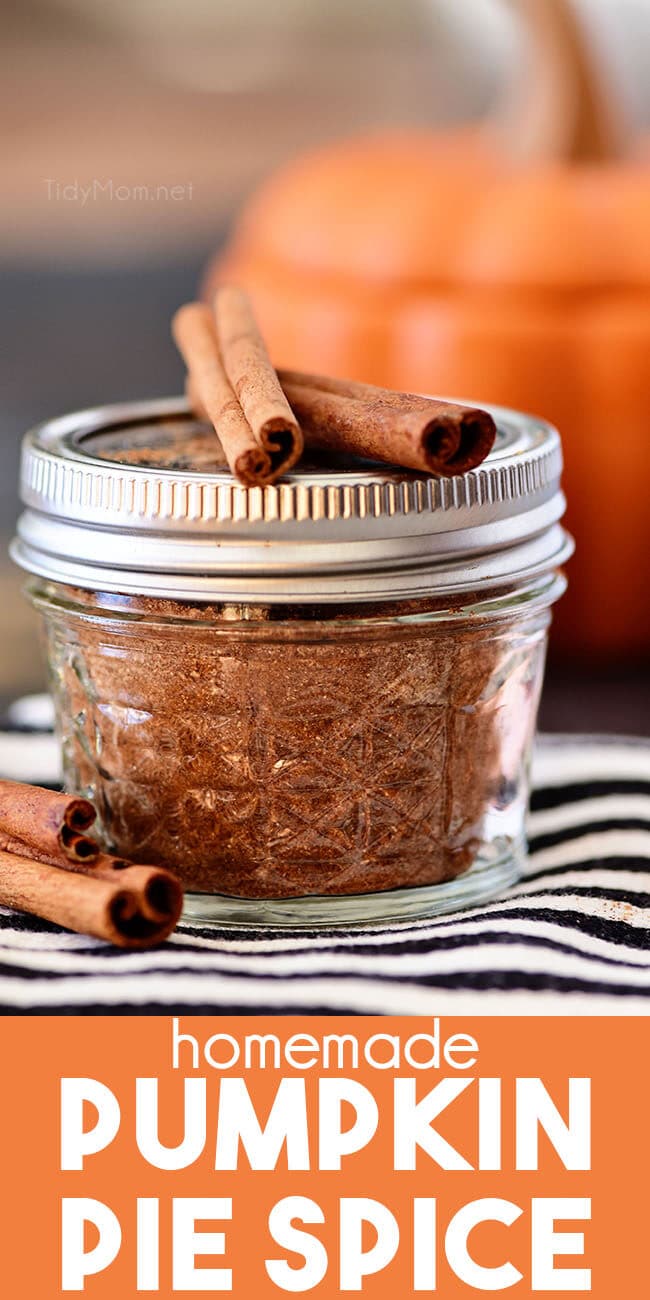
27 570 566 636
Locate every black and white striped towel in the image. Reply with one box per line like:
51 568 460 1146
1 696 649 1015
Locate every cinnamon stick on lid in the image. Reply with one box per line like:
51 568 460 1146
173 303 270 486
176 286 496 479
215 285 304 480
279 370 497 477
173 294 303 486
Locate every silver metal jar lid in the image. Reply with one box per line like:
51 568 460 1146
12 397 573 603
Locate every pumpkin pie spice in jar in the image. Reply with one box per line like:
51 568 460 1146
13 399 572 925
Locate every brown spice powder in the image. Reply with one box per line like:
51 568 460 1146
41 587 546 898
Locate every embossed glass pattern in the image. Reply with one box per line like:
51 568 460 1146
30 579 561 924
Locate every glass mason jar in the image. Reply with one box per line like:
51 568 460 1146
13 399 572 926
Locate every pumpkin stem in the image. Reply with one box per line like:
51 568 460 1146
494 0 627 162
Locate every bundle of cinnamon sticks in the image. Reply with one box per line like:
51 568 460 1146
173 288 496 487
0 781 183 948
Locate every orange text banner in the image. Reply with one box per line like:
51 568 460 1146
0 1016 646 1297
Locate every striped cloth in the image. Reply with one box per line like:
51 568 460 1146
1 696 649 1015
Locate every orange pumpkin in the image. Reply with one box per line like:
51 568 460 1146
206 0 650 659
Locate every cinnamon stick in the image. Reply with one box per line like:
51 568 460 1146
0 849 183 949
173 303 272 486
0 780 183 946
0 779 99 867
173 297 302 486
279 370 497 476
186 365 495 476
214 286 303 480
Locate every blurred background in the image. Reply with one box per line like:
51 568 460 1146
1 0 649 728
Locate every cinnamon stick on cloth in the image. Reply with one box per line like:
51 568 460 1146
0 779 183 947
173 296 302 486
0 850 183 949
0 778 99 866
279 370 497 476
